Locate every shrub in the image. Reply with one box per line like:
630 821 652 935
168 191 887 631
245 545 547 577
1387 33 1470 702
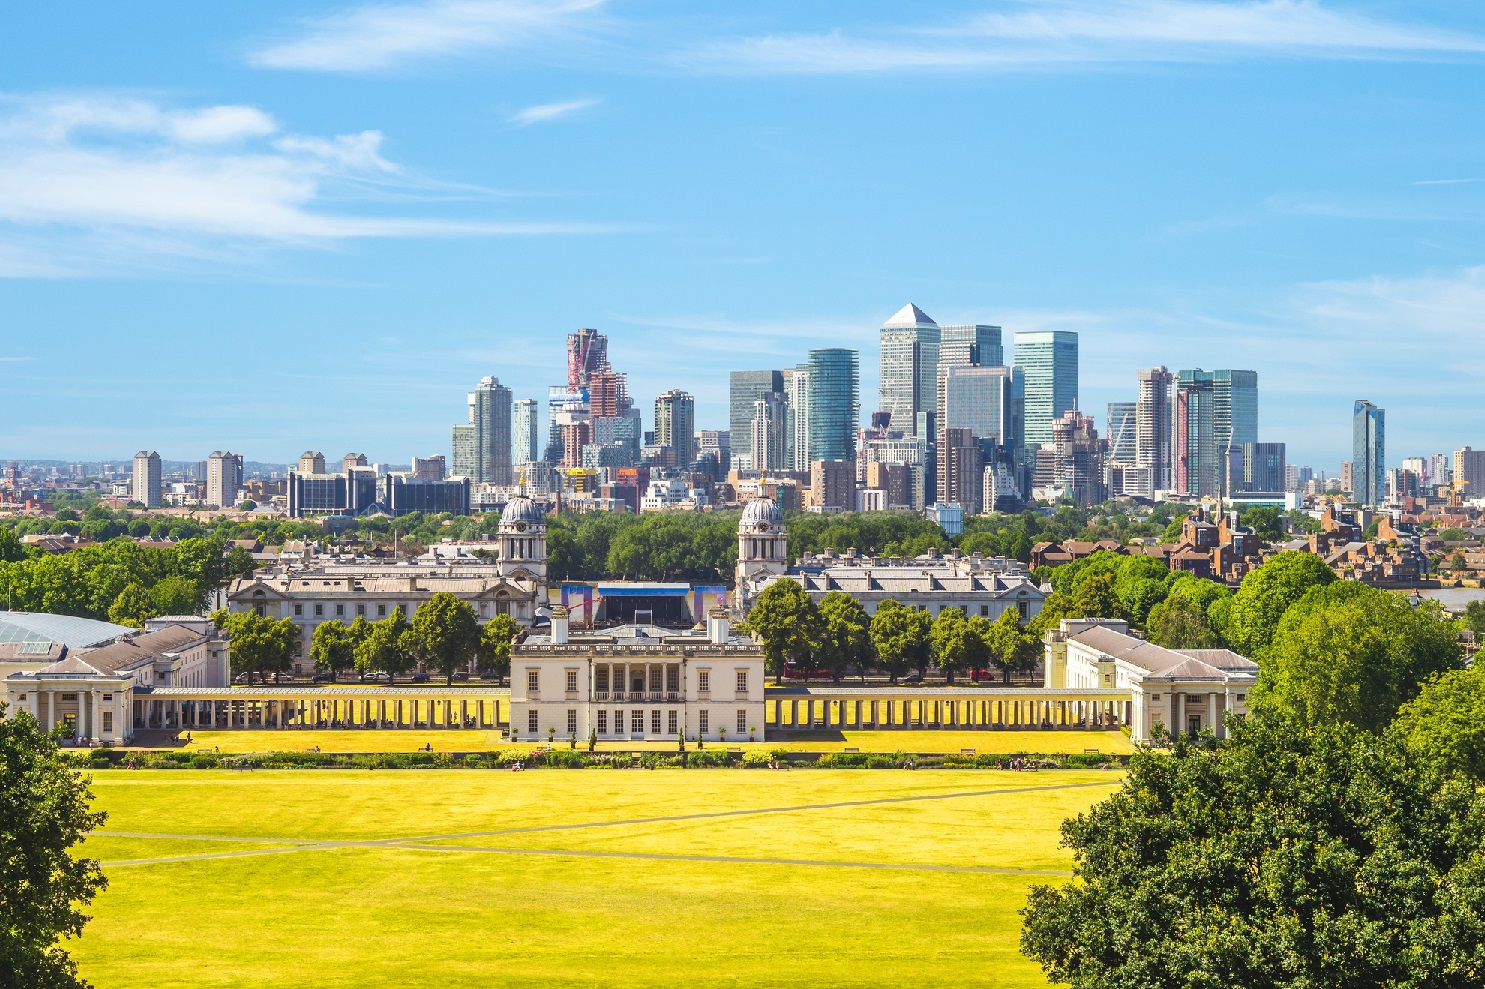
685 750 732 768
742 750 771 768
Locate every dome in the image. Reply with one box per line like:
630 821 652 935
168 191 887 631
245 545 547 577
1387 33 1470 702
741 498 784 526
501 497 544 525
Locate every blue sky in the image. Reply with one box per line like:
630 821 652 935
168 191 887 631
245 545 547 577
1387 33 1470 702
3 1 1485 470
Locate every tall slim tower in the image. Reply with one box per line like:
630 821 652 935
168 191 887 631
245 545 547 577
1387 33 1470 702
729 370 784 466
132 451 161 508
654 390 696 467
206 451 243 509
1013 330 1078 450
1106 403 1137 464
807 348 860 464
512 398 541 466
879 304 939 437
1135 367 1173 494
1352 400 1385 506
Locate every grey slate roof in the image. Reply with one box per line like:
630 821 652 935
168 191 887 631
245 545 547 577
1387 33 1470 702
1069 625 1256 681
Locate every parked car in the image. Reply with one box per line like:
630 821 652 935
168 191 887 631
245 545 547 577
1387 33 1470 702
410 673 430 684
312 672 334 683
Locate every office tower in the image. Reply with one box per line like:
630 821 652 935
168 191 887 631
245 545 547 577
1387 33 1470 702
729 370 785 464
1232 442 1286 493
1430 452 1453 488
132 451 161 508
941 427 985 515
469 376 514 485
750 395 788 471
1175 369 1258 457
411 456 446 481
513 399 541 466
1013 330 1078 449
807 348 860 464
654 390 696 467
1106 402 1137 464
941 365 1020 443
1136 366 1173 494
879 304 939 437
297 451 326 475
786 364 811 471
937 322 1002 430
451 425 477 478
1173 374 1218 497
1453 447 1485 494
1352 400 1385 506
206 451 243 509
592 414 641 465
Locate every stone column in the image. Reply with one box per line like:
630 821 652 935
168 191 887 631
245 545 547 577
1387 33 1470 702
92 691 102 743
1207 692 1217 736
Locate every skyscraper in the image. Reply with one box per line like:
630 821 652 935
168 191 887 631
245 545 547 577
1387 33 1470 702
729 370 785 465
1135 367 1173 495
936 322 1003 432
1173 374 1219 497
750 395 788 471
1013 330 1078 449
1106 402 1137 464
879 304 939 437
459 376 513 485
1352 400 1385 506
942 365 1019 444
1453 447 1485 494
786 364 811 471
654 390 696 467
132 450 161 508
206 451 243 509
806 348 860 464
513 398 541 466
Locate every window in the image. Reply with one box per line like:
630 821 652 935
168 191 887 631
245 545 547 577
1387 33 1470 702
102 712 113 732
357 604 365 616
1018 600 1030 619
377 605 387 617
667 710 677 734
666 667 679 692
631 709 644 733
1151 694 1161 701
595 668 609 691
567 710 578 734
735 670 748 693
1236 693 1247 702
294 604 304 616
651 710 661 734
598 710 608 734
697 670 710 692
649 668 662 691
980 605 990 617
255 605 265 616
314 603 324 617
336 604 344 616
698 710 709 733
528 710 539 734
566 670 578 693
527 670 539 692
737 710 747 734
613 710 623 733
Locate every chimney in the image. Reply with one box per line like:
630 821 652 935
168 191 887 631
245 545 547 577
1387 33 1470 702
707 607 730 645
550 605 569 645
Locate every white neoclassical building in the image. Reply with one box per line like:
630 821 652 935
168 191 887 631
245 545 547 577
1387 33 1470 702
1044 618 1257 742
509 607 767 744
733 497 790 611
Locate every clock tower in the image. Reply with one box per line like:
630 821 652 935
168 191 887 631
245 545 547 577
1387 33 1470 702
734 497 789 612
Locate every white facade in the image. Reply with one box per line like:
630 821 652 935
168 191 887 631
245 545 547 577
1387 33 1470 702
509 609 766 744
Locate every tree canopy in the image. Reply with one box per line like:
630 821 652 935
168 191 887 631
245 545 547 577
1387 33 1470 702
869 601 932 683
411 592 481 684
745 580 818 683
1223 551 1335 657
1392 666 1485 784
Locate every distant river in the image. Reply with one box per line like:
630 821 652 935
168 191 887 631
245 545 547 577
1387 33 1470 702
1414 588 1485 609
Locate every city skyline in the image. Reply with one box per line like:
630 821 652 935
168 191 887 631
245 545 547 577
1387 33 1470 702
7 4 1485 463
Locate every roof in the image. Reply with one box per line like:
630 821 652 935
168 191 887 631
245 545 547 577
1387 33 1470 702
882 303 937 329
1069 625 1256 681
0 612 131 650
70 625 206 675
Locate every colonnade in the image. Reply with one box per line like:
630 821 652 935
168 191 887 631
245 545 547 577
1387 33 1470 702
141 690 509 731
765 690 1132 731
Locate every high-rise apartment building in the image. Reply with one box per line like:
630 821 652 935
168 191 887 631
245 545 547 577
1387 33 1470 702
451 425 477 478
879 304 939 437
750 395 788 471
1135 366 1173 495
729 370 785 465
1453 447 1485 494
1013 330 1078 449
297 451 326 475
1352 400 1385 506
1401 456 1428 487
1106 402 1137 464
471 376 513 485
132 450 161 508
941 427 985 515
654 390 696 468
1429 452 1453 488
206 451 243 509
1340 460 1355 495
342 452 369 473
806 348 859 464
513 398 541 466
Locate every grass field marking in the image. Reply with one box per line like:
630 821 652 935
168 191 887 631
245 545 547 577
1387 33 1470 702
391 843 1076 876
100 844 341 867
384 778 1123 844
101 831 322 844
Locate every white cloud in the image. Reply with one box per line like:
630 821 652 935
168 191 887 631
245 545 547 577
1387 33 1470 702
510 98 600 126
250 0 605 72
691 1 1485 74
0 93 618 275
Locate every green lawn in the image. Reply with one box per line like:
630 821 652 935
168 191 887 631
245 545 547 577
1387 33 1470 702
72 769 1121 988
158 727 1135 755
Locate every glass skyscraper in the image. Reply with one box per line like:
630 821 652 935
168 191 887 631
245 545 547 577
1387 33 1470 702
878 304 939 437
1106 402 1137 464
1012 330 1078 449
1353 400 1385 506
512 398 540 466
729 370 784 464
806 348 859 464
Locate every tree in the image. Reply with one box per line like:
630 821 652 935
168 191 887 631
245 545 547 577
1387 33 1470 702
1449 551 1468 572
746 580 819 684
355 607 415 680
237 500 257 511
149 575 197 616
1223 551 1334 657
869 600 933 684
477 614 518 684
1020 714 1485 988
1256 587 1462 733
1145 595 1218 649
107 582 157 628
929 607 983 685
1391 666 1485 783
309 621 356 682
222 611 298 683
985 609 1040 684
815 592 873 682
224 545 256 581
1069 572 1122 620
411 593 482 685
0 702 108 988
1464 599 1485 638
